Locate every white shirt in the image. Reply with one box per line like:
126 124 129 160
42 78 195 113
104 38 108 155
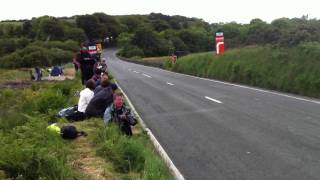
78 88 94 112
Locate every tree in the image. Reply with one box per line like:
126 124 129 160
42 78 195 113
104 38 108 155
76 15 102 40
93 13 122 38
38 17 64 40
64 28 87 42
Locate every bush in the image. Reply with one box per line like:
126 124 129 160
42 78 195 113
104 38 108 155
119 45 145 58
170 44 320 98
0 43 74 68
0 38 30 56
31 40 79 52
0 118 74 179
97 125 145 173
35 90 68 114
96 124 171 179
0 89 28 130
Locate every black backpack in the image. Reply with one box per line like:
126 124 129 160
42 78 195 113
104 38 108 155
61 125 87 139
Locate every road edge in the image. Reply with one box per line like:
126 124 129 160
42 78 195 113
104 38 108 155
114 80 185 180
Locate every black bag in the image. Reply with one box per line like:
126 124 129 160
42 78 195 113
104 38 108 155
61 125 87 139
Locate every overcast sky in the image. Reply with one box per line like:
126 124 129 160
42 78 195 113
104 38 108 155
1 0 319 23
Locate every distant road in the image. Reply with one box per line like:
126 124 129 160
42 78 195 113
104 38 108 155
104 49 320 180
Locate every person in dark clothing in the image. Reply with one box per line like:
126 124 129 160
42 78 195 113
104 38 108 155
50 66 63 76
104 92 137 136
35 67 42 81
94 73 118 94
85 78 114 117
80 60 95 85
78 47 96 85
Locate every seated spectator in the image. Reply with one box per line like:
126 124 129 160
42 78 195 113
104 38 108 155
51 66 63 76
57 79 95 121
104 92 137 136
94 72 118 94
93 59 108 75
91 71 101 83
78 79 96 114
85 78 114 117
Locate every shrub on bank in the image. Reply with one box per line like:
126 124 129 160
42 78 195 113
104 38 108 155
118 45 145 58
96 124 171 179
0 118 74 179
169 43 320 98
0 79 85 179
0 45 74 68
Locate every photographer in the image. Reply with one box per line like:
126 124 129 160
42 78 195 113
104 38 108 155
104 92 137 136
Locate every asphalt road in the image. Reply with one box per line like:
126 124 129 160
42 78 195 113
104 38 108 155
104 49 320 180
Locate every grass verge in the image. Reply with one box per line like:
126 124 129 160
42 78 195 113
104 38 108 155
0 68 172 179
165 43 320 98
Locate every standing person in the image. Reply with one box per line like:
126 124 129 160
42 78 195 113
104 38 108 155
79 46 96 85
35 67 42 81
104 92 137 136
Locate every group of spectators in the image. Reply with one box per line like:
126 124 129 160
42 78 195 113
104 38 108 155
76 60 137 136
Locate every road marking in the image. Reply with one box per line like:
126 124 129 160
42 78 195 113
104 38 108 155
205 96 223 104
128 68 132 71
167 82 174 86
133 71 139 74
142 73 152 78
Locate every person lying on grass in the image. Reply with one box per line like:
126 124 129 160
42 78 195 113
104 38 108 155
104 92 137 136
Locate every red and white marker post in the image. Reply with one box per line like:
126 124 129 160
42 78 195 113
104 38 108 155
215 32 225 55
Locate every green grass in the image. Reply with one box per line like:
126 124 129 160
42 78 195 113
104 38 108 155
95 124 172 180
142 56 170 64
166 43 320 98
0 69 172 179
0 79 82 179
0 69 31 82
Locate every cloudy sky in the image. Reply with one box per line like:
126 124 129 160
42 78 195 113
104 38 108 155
0 0 319 23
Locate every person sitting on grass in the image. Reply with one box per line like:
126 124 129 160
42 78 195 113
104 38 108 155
104 92 137 136
57 79 96 121
94 72 118 93
85 78 114 118
78 79 96 115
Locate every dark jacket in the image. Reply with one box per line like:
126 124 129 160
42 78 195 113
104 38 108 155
111 105 137 136
94 83 118 94
85 86 113 117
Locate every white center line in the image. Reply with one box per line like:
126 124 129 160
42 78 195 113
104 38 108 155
205 96 223 104
142 73 152 78
167 82 175 86
133 71 140 74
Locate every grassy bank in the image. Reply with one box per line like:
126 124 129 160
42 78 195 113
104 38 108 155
117 55 170 68
0 69 30 82
0 78 82 179
165 42 320 98
0 69 171 179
